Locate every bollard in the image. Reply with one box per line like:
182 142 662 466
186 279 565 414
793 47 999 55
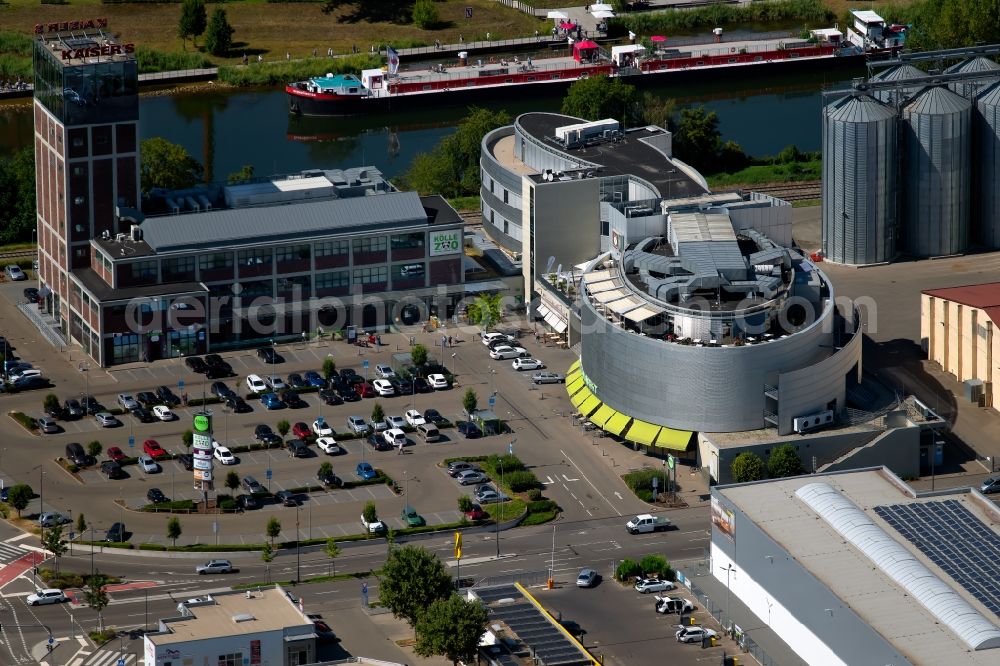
733 658 739 666
710 636 717 647
547 577 554 589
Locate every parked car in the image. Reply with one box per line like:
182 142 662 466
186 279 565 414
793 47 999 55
38 512 69 528
371 379 395 397
177 453 194 470
392 378 413 395
65 442 89 466
138 455 160 473
254 424 282 445
63 398 85 418
404 409 426 427
655 596 695 614
457 470 488 486
281 390 303 407
184 356 209 374
490 346 529 360
131 406 155 423
196 559 233 575
512 357 545 371
5 265 26 281
577 569 600 588
143 439 167 459
383 428 406 449
413 377 432 393
204 354 232 375
356 462 377 480
303 370 325 387
214 446 236 465
211 381 235 400
105 522 126 542
257 347 283 364
465 503 488 521
375 364 396 379
287 439 310 458
275 491 298 507
287 373 308 389
634 578 676 594
265 375 288 391
448 461 481 477
100 460 124 479
37 416 59 434
227 395 251 413
318 468 342 487
474 485 509 504
26 589 68 606
242 476 264 494
531 371 566 384
117 393 139 410
152 405 175 421
312 418 334 437
135 392 158 408
23 287 39 303
424 409 447 425
146 488 168 504
316 437 341 454
237 494 259 511
676 626 717 644
292 421 311 439
246 374 268 393
481 332 509 346
427 374 449 389
384 414 406 429
982 477 1000 494
347 416 370 435
155 386 180 406
337 386 361 402
456 421 482 438
260 393 284 410
401 505 425 527
107 446 126 462
319 389 343 406
357 382 376 399
95 412 118 427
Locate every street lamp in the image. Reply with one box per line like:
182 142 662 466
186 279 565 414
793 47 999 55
31 465 44 541
78 362 90 409
720 563 736 630
295 504 301 583
495 458 505 557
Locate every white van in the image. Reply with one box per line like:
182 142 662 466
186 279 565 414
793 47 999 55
416 423 440 442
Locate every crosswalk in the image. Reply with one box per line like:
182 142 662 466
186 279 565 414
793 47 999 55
79 650 138 666
0 541 27 565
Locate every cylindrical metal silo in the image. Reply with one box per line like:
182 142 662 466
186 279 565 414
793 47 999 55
975 81 1000 248
872 64 926 104
822 93 898 264
945 56 1000 99
902 86 972 257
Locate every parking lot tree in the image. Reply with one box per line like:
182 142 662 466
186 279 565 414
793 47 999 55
266 516 282 546
322 357 337 380
318 461 334 479
415 594 490 665
6 484 32 517
203 7 235 57
166 516 182 548
87 441 103 459
614 558 641 582
43 393 60 415
410 343 429 370
370 403 385 426
462 389 478 417
378 544 454 627
362 501 379 525
639 554 673 580
83 572 110 631
465 293 503 330
76 512 87 535
182 429 193 449
730 451 765 483
457 495 473 513
276 420 291 438
225 471 240 493
767 444 804 479
324 538 340 576
40 524 67 572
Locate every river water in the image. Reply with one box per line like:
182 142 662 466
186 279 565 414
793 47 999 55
0 66 858 180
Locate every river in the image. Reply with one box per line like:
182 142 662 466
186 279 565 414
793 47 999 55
0 67 859 180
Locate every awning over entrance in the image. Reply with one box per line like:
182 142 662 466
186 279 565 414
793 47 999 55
570 384 594 409
536 303 552 319
625 419 661 447
568 359 580 374
592 288 628 304
544 312 568 333
566 374 585 396
590 403 616 427
654 428 694 451
605 411 632 436
579 394 602 416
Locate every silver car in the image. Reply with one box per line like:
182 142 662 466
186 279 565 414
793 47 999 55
37 416 59 434
531 371 566 384
117 393 139 410
457 470 488 486
95 412 118 427
196 559 233 575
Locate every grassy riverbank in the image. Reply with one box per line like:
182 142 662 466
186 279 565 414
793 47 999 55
706 159 821 187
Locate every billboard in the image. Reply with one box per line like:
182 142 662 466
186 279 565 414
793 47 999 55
192 411 214 491
429 230 461 256
711 497 735 542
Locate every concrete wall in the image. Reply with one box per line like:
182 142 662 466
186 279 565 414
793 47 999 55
922 292 1000 408
728 198 793 248
821 425 921 478
147 626 314 666
530 178 601 284
711 489 913 666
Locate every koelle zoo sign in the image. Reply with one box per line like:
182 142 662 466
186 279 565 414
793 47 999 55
429 230 461 257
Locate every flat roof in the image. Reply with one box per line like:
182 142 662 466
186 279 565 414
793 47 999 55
718 469 1000 664
923 282 1000 327
73 267 206 303
516 112 707 199
490 134 537 176
150 587 311 645
35 28 136 68
420 194 465 226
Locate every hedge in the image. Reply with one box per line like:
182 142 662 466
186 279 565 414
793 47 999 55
142 500 196 513
9 411 37 431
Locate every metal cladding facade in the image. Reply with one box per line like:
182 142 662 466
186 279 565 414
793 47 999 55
822 94 898 264
902 86 972 257
975 82 1000 247
871 64 925 104
945 56 1000 98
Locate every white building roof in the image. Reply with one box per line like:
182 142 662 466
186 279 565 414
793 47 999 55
852 9 885 24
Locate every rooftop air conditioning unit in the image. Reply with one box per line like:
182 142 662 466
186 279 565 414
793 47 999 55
115 233 128 243
793 410 834 434
129 224 142 242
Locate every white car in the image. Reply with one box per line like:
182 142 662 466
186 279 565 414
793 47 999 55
634 578 676 594
375 364 396 379
152 405 174 421
138 455 160 473
246 374 268 393
312 418 334 437
213 446 236 465
316 437 341 454
404 409 426 427
512 357 545 371
655 596 695 614
371 379 395 397
383 428 406 448
385 414 406 429
481 332 508 346
490 345 529 360
676 626 717 644
427 373 449 389
26 589 67 606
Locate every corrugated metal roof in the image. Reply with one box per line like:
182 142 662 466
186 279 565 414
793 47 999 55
826 94 896 123
977 80 1000 106
872 64 925 82
141 191 428 252
923 282 1000 308
945 57 1000 74
904 85 972 115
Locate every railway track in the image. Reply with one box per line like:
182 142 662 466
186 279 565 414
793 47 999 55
0 250 36 261
748 181 821 202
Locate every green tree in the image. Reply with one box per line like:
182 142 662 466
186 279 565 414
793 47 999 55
276 420 291 438
370 402 385 426
615 558 641 582
673 106 723 173
83 572 110 631
225 470 240 493
318 461 334 478
377 544 454 627
457 495 473 513
411 0 439 28
6 484 32 517
322 357 337 380
639 554 673 580
0 148 36 245
642 92 676 130
321 0 414 24
76 512 87 536
561 75 640 127
43 393 60 416
178 0 208 48
41 524 67 572
362 501 379 525
410 343 429 370
227 164 255 184
261 541 275 582
166 516 182 547
465 293 502 329
87 441 103 459
266 516 282 546
730 451 765 483
415 594 490 665
139 137 203 195
182 429 194 448
203 8 235 57
403 107 511 197
462 388 478 416
768 444 804 478
324 538 341 576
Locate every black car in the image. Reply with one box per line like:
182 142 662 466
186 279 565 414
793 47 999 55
287 373 308 389
211 381 235 400
82 395 104 415
184 356 209 374
226 395 251 413
367 433 392 451
275 491 298 507
318 389 343 406
254 424 282 446
131 406 155 423
146 488 168 504
136 391 158 408
339 368 359 382
424 409 447 425
236 494 259 511
413 377 432 393
338 387 361 402
205 365 229 380
392 378 413 395
63 399 84 419
100 460 124 479
45 401 64 420
23 287 39 303
287 439 310 458
281 390 303 407
457 421 482 438
105 522 126 542
65 442 90 466
155 386 180 406
257 347 283 364
177 453 194 471
204 354 232 375
318 469 342 487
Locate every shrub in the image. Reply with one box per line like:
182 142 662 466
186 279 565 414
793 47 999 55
10 411 37 431
411 0 439 29
768 444 804 478
505 470 542 493
526 488 543 501
218 498 237 511
135 47 211 73
639 554 673 580
730 451 765 483
623 467 668 502
615 558 642 582
217 54 380 87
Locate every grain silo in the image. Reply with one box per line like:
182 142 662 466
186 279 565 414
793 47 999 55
945 56 1000 98
976 81 1000 248
822 93 898 264
902 85 972 257
872 64 926 104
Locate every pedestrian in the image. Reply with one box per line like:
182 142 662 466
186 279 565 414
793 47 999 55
459 34 464 43
312 48 317 57
535 29 539 40
486 32 491 41
448 335 453 347
328 47 333 57
242 53 248 66
397 441 403 455
257 54 263 63
286 52 290 60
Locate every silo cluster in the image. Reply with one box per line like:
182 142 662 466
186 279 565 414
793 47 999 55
822 57 1000 264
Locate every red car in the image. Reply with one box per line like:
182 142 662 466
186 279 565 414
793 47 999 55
107 446 126 462
358 382 376 398
465 504 488 521
143 439 167 459
291 422 311 439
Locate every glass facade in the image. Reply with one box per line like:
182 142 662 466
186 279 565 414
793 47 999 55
33 39 138 125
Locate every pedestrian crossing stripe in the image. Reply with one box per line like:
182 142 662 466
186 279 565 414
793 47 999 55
83 651 137 666
0 543 25 563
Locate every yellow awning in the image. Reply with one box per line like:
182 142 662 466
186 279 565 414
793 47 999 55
605 411 632 436
626 419 662 446
565 368 582 384
568 359 580 374
590 403 616 427
579 394 602 416
570 384 594 408
566 375 585 396
654 428 693 451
